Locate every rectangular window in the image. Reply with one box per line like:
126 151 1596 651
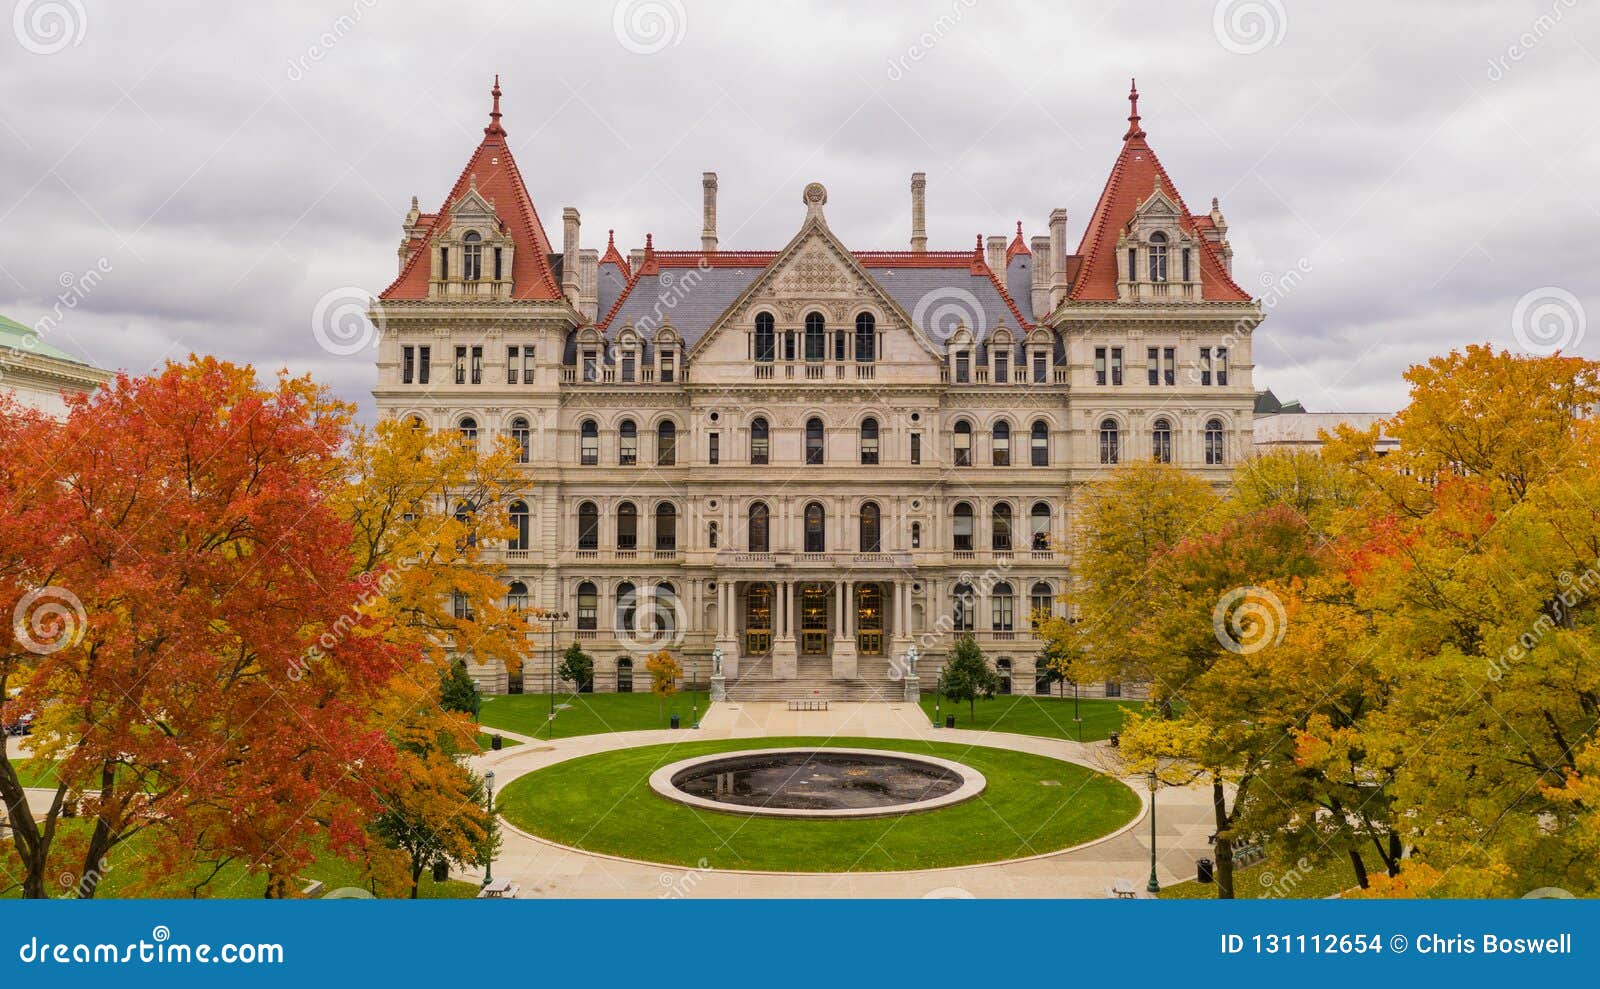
401 345 415 384
1215 347 1228 386
582 350 598 382
784 332 796 362
660 352 675 383
1147 347 1159 386
910 432 921 465
417 346 430 385
1127 248 1137 282
1182 248 1191 282
493 247 503 281
1200 346 1212 386
1163 347 1175 386
995 352 1008 383
708 432 719 465
621 353 635 382
834 331 846 361
1110 347 1123 386
454 346 466 385
1032 352 1047 384
1094 347 1106 386
470 346 483 385
507 346 519 384
955 353 970 383
523 346 535 383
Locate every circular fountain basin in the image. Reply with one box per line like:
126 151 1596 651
649 747 987 819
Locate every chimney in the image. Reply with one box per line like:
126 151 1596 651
1030 236 1052 318
562 207 581 305
986 235 1006 276
1047 208 1069 306
910 172 927 252
578 248 599 322
701 172 718 253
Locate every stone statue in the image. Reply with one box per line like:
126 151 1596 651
711 647 723 677
904 644 918 676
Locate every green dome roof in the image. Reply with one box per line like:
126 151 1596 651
0 313 88 366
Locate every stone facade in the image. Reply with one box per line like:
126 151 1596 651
372 80 1263 701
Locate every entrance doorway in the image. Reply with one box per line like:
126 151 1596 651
744 583 772 655
799 583 830 655
856 583 884 656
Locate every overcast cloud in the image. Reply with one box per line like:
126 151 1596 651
2 0 1596 419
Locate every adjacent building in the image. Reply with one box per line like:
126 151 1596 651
372 79 1264 700
0 313 112 418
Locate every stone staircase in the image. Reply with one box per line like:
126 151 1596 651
724 652 906 703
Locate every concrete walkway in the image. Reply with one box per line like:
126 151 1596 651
466 701 1219 898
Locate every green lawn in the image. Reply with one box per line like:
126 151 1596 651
479 691 701 739
1158 854 1356 899
5 757 59 787
498 736 1140 872
918 693 1143 742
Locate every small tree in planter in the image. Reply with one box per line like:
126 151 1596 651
940 635 1001 722
645 650 681 721
439 659 481 718
557 642 594 693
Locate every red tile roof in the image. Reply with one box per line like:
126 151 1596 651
1006 220 1031 260
380 77 562 301
1067 80 1250 303
599 229 631 278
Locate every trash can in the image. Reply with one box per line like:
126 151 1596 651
945 714 956 729
432 860 449 883
1197 858 1214 884
670 714 681 729
490 733 503 751
1109 731 1120 748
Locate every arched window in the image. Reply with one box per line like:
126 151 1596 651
1030 581 1053 628
576 581 597 631
910 521 921 549
656 421 676 466
579 418 598 465
510 416 531 463
1152 417 1173 464
655 502 677 551
992 581 1014 632
952 582 975 632
953 420 972 467
1099 418 1120 465
854 312 876 362
508 500 530 550
653 582 678 637
616 502 637 551
750 417 770 465
1148 231 1168 282
507 580 528 611
748 501 770 552
1206 418 1226 465
805 417 825 465
952 502 974 552
615 582 638 636
708 521 719 548
463 231 483 281
860 417 879 465
454 500 476 548
1030 420 1049 466
996 657 1013 695
860 501 881 553
577 501 599 551
407 414 426 430
992 420 1011 466
803 502 826 553
619 419 638 465
992 503 1013 552
458 416 478 443
1030 502 1051 551
616 656 634 693
754 312 776 362
804 312 826 362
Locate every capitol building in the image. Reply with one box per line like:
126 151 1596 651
371 79 1262 701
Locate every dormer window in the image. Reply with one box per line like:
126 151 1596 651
754 312 776 362
1147 231 1168 282
804 312 826 362
463 232 483 281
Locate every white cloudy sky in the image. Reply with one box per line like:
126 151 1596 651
2 0 1595 418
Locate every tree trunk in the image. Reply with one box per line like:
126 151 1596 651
75 764 117 899
1347 848 1370 889
1212 780 1234 899
410 858 423 900
0 765 61 899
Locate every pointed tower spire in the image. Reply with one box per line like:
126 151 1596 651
1006 219 1031 260
485 74 506 139
970 233 988 274
1124 77 1145 141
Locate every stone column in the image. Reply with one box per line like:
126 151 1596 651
832 579 857 679
773 578 796 678
714 579 738 680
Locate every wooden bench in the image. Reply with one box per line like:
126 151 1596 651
787 699 829 711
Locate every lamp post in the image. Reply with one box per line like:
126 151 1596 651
538 609 567 741
1146 768 1160 894
691 658 699 728
483 769 496 887
1073 681 1082 744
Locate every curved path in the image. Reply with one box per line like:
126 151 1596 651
467 701 1219 898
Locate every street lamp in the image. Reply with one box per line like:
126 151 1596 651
691 658 699 729
483 769 496 887
536 609 567 740
1073 681 1082 744
1146 768 1160 894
